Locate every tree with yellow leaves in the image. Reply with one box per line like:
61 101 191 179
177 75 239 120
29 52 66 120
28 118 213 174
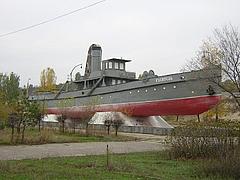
203 98 229 122
39 67 57 92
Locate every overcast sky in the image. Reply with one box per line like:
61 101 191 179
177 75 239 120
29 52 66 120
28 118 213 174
0 0 239 87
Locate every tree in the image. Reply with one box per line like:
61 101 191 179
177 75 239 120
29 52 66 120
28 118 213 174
182 41 221 71
37 100 46 132
183 25 240 108
112 119 123 136
104 113 114 135
8 112 17 143
0 72 20 104
81 96 100 135
0 103 11 129
57 114 67 133
40 67 57 92
9 94 41 143
0 91 7 127
203 98 229 121
112 113 124 136
57 98 74 133
0 72 20 129
104 119 112 135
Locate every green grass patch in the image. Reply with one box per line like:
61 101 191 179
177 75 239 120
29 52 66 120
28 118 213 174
0 128 135 145
0 151 226 180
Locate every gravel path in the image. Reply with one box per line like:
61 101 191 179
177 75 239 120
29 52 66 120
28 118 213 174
0 141 166 160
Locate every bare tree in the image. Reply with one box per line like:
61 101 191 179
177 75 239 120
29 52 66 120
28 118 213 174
183 24 240 108
112 113 124 136
104 113 113 135
104 119 112 135
57 98 74 133
81 96 99 135
182 40 221 71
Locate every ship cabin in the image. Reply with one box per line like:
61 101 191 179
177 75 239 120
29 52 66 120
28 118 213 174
101 58 136 86
69 44 136 93
72 58 136 92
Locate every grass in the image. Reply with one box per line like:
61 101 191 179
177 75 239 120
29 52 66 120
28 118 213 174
0 151 227 180
0 128 135 145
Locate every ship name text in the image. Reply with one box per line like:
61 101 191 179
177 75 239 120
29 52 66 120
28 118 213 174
156 76 173 83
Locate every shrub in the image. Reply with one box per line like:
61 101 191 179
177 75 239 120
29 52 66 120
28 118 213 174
167 122 240 159
203 144 240 179
167 122 240 179
38 129 53 144
0 121 5 130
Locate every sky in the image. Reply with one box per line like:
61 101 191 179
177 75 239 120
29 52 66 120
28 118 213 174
0 0 239 87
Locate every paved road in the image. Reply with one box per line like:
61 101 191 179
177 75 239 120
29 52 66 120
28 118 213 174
0 141 166 160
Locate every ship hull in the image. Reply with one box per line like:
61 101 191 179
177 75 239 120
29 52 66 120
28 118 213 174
47 94 221 117
31 67 222 118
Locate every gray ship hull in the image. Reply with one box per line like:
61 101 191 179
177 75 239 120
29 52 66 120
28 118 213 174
31 68 221 117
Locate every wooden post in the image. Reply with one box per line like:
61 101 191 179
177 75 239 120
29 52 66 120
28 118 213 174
197 114 200 122
73 119 76 134
215 105 219 122
106 144 109 169
62 119 65 133
176 115 179 122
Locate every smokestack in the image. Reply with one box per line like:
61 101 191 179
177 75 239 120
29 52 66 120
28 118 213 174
84 44 102 77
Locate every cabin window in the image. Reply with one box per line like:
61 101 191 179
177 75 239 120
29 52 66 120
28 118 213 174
122 80 126 83
112 79 116 85
109 62 113 69
115 62 119 69
117 80 121 84
120 63 124 70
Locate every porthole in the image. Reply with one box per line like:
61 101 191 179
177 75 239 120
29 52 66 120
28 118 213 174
153 88 157 91
101 97 103 99
109 96 112 98
145 89 148 92
173 86 176 89
82 92 84 95
137 90 140 93
192 91 195 94
163 87 166 90
129 91 132 94
180 76 185 79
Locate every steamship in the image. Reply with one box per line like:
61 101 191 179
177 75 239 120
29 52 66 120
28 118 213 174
30 44 221 118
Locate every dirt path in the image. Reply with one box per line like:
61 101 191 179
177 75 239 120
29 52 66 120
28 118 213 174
119 132 167 143
0 141 166 160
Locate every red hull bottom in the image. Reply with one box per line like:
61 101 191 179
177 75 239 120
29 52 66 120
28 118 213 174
47 95 221 118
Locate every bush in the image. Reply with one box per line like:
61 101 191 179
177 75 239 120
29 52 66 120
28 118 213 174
167 122 240 179
203 145 240 179
38 129 53 144
0 121 5 130
167 122 240 159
